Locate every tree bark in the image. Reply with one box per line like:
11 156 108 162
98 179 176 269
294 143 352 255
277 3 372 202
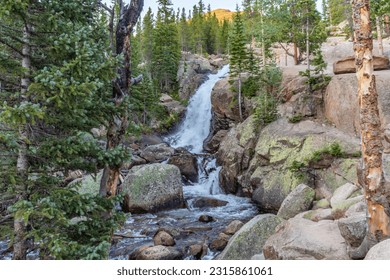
385 15 389 35
99 0 144 197
13 18 31 261
350 0 390 259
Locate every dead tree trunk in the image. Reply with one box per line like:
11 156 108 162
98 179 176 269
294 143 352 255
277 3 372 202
13 17 31 261
350 0 390 259
385 15 390 35
99 0 144 197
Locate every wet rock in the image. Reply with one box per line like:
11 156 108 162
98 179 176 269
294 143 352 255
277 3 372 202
191 197 228 209
263 217 350 260
333 55 389 74
364 239 390 260
277 184 315 220
203 129 228 153
136 245 183 260
153 230 176 246
198 215 215 223
224 220 244 235
188 243 208 259
218 214 283 260
128 245 153 260
337 213 367 248
140 143 175 163
210 233 230 251
122 163 185 213
167 148 198 182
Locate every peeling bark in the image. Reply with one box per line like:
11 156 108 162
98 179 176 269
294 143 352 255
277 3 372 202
350 0 390 259
99 0 144 198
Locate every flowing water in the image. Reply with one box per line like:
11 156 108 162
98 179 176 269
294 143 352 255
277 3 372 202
109 65 258 260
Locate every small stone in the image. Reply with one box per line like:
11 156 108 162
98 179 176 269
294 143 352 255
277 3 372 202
136 245 182 260
224 220 244 235
198 215 215 223
210 233 230 251
188 243 208 259
153 230 175 246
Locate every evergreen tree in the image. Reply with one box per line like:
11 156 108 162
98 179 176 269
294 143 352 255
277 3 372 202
229 6 249 120
152 0 181 93
0 0 126 259
141 7 154 73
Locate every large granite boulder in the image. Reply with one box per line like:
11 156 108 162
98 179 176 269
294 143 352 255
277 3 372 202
263 217 350 260
364 239 390 260
218 214 283 260
337 213 367 248
122 163 185 213
333 55 389 75
249 119 360 211
277 183 315 220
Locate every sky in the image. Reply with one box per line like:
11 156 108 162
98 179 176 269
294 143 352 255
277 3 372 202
104 1 322 17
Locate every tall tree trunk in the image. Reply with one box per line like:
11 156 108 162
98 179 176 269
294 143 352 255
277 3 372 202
376 16 384 56
260 8 265 67
13 18 31 261
293 40 299 65
350 0 390 259
99 0 144 197
306 9 310 72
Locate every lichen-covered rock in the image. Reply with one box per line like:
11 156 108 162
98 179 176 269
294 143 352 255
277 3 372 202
364 239 390 260
301 208 333 222
122 163 184 213
249 119 360 211
217 116 258 194
338 213 367 247
218 214 283 260
277 184 315 220
263 217 350 260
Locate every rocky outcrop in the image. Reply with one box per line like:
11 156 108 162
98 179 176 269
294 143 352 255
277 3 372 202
218 214 283 260
217 116 259 194
178 53 222 101
333 55 389 74
277 184 315 220
159 94 186 117
122 163 185 213
249 119 360 211
263 217 350 260
167 148 198 182
324 71 390 136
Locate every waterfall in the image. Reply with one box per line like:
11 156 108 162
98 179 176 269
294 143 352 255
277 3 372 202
165 65 230 154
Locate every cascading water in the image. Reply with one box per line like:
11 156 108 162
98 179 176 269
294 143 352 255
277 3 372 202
107 64 258 260
165 65 230 153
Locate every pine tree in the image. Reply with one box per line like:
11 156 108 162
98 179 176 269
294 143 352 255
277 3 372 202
152 0 181 93
229 6 249 121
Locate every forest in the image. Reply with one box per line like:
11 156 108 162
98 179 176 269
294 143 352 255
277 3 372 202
1 0 390 260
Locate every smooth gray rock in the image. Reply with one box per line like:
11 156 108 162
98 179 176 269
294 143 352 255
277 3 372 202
277 184 315 220
330 183 359 208
364 239 390 260
218 214 283 260
338 213 367 247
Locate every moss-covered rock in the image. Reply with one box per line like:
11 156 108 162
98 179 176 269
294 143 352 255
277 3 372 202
277 184 315 220
122 163 184 213
218 214 283 260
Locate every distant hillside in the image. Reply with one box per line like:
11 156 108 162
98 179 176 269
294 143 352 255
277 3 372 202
208 9 235 21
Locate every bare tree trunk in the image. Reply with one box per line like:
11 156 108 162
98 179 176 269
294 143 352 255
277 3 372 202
376 16 384 56
13 18 31 261
350 0 390 259
306 10 310 72
99 0 144 197
293 40 299 65
260 9 265 67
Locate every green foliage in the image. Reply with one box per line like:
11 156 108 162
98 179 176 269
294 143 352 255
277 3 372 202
299 50 331 91
9 188 124 259
288 114 303 123
254 92 278 125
